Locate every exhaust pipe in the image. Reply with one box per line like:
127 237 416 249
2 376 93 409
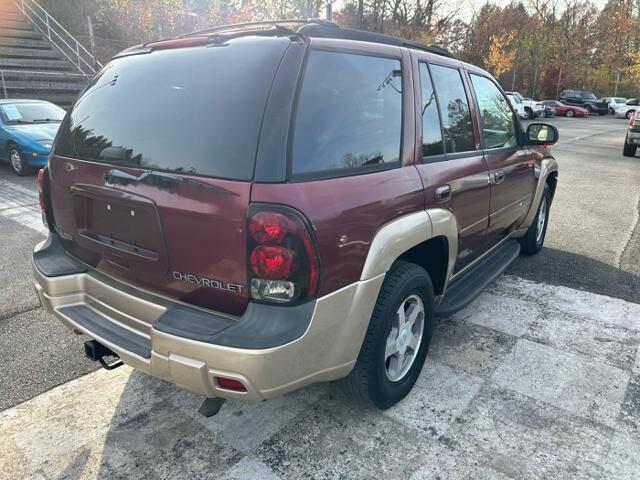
83 340 123 370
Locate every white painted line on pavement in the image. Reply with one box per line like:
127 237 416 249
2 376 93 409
0 179 47 235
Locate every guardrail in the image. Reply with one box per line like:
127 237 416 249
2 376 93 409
12 0 102 74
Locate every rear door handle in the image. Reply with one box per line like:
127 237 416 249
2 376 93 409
435 184 452 203
493 169 505 184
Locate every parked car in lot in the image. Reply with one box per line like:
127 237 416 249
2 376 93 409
542 100 589 117
0 99 65 175
601 97 627 114
559 89 608 115
506 93 527 118
33 21 559 410
615 98 639 119
522 97 546 117
623 107 640 156
541 104 556 118
506 91 544 118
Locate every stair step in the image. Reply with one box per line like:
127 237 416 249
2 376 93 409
0 46 60 59
0 11 24 22
436 239 521 316
0 57 71 71
0 70 88 84
0 36 49 49
1 80 86 92
0 5 20 14
2 92 78 109
0 27 41 40
0 19 32 31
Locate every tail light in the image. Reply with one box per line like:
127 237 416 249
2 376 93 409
247 204 320 305
37 168 47 228
215 377 246 392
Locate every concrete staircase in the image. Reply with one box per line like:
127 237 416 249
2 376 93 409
0 1 90 108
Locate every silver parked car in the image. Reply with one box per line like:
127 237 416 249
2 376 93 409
602 97 627 114
615 98 639 119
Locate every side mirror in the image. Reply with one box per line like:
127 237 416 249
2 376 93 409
526 123 558 146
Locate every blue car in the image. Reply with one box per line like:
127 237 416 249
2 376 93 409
0 99 65 176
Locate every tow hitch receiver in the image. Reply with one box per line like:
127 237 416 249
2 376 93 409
83 340 124 370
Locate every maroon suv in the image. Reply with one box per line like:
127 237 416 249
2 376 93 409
33 21 558 409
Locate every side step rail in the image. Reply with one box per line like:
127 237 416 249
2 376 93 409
436 239 521 316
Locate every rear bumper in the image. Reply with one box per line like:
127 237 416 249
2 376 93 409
33 235 384 400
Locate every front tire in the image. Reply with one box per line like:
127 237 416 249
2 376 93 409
566 109 575 117
341 261 434 410
7 144 31 176
623 135 637 157
524 107 533 119
520 184 551 255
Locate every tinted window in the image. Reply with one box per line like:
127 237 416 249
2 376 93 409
581 92 596 100
418 63 443 157
291 50 402 175
615 98 626 103
470 74 516 149
54 37 289 180
429 64 475 153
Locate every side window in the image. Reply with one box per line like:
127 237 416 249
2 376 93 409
418 63 443 157
470 74 517 149
291 50 402 176
429 64 475 153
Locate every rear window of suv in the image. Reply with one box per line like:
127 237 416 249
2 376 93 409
290 50 403 177
54 36 289 180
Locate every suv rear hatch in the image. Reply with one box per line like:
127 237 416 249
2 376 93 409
48 36 292 316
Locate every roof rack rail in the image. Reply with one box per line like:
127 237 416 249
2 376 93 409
297 24 456 59
180 19 455 60
181 18 337 38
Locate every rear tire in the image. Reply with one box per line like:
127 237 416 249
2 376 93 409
341 261 434 410
566 109 575 117
626 110 634 120
524 107 533 119
7 144 31 176
623 135 637 157
520 184 551 255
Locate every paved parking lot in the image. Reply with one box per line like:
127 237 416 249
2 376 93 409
0 115 639 479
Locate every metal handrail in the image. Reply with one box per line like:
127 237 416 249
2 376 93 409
12 0 102 74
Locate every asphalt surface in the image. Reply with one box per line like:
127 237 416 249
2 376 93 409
0 165 98 411
508 115 640 303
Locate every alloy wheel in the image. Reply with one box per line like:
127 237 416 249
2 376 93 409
10 149 22 173
384 294 425 382
536 196 547 244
